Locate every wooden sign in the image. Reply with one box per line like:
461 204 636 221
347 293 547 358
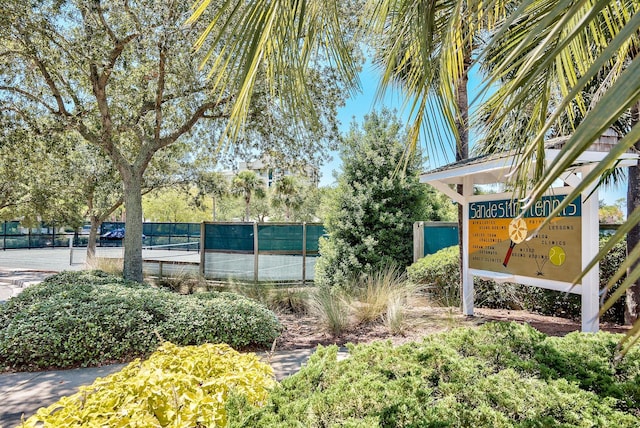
468 195 582 283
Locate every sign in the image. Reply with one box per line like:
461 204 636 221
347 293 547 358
469 195 582 283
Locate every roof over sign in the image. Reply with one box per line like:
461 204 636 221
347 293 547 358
420 131 638 186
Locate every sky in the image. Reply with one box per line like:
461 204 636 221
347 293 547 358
323 61 627 208
321 60 485 186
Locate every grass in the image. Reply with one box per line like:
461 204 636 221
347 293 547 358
384 295 406 335
309 265 420 337
151 267 209 294
85 257 123 276
207 280 311 314
139 264 419 337
309 287 351 336
351 265 417 326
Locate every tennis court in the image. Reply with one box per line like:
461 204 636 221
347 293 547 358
202 252 317 282
0 246 199 272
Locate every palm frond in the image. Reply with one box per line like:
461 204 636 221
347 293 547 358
187 0 360 145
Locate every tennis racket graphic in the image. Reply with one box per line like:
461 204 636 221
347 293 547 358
502 218 528 267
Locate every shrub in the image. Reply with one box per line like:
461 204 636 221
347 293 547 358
407 245 460 306
0 271 282 371
23 342 275 427
227 322 640 427
408 240 626 323
314 110 431 288
407 246 528 309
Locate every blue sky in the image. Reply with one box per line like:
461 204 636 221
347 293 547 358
323 61 627 208
321 60 483 186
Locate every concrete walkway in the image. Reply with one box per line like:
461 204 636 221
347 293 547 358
0 269 55 302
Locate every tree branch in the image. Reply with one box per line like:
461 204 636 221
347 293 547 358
18 34 71 117
135 86 210 124
154 43 167 141
99 33 139 88
0 86 57 114
94 0 118 43
98 195 125 223
123 0 143 34
159 98 232 148
134 98 231 172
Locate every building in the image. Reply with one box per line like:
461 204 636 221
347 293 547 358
222 156 320 188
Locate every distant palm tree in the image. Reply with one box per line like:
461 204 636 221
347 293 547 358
231 171 265 221
272 176 303 221
196 171 228 222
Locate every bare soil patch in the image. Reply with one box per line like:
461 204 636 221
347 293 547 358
273 297 630 350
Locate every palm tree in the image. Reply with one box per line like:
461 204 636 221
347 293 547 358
188 0 640 349
196 171 228 221
272 176 303 221
231 171 265 221
365 0 513 302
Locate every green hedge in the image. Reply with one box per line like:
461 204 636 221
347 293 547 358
0 271 282 371
407 237 627 323
227 322 640 427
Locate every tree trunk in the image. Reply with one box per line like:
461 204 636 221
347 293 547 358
626 100 640 324
122 170 144 282
456 48 471 311
245 196 251 221
86 215 101 261
212 196 217 222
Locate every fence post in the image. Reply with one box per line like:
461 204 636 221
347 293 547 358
69 234 74 265
302 222 307 286
253 222 259 282
413 222 424 262
199 223 206 277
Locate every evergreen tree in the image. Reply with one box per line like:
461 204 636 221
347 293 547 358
315 110 428 288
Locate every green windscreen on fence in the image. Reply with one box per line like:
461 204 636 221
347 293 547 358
424 223 459 256
305 225 326 253
258 224 303 252
141 223 201 237
203 223 326 254
204 223 254 252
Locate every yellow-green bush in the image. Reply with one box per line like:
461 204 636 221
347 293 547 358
22 342 275 427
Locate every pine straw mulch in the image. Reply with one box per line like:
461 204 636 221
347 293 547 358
272 297 631 351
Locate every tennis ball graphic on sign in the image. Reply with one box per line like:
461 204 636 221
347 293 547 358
549 246 566 266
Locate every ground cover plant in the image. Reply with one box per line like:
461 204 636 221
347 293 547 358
22 342 275 427
0 271 282 371
226 322 640 427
